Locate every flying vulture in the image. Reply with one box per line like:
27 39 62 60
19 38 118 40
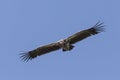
20 22 104 62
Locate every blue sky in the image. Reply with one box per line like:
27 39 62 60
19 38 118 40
0 0 120 80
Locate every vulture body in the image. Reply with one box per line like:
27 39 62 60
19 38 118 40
20 22 104 62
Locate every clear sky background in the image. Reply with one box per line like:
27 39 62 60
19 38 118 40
0 0 120 80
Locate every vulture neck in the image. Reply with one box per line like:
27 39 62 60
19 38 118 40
58 39 74 51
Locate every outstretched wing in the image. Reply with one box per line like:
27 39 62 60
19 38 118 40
66 22 105 44
20 42 60 62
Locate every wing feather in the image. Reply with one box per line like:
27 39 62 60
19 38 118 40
66 22 105 44
20 42 60 62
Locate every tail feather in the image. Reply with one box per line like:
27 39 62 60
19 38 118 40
62 45 74 51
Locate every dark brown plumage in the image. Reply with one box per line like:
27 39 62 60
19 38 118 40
67 22 104 44
20 43 61 62
20 21 105 62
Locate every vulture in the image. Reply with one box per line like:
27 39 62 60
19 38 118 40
20 22 104 62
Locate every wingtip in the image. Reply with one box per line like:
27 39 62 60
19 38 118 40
19 52 33 62
92 21 105 33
